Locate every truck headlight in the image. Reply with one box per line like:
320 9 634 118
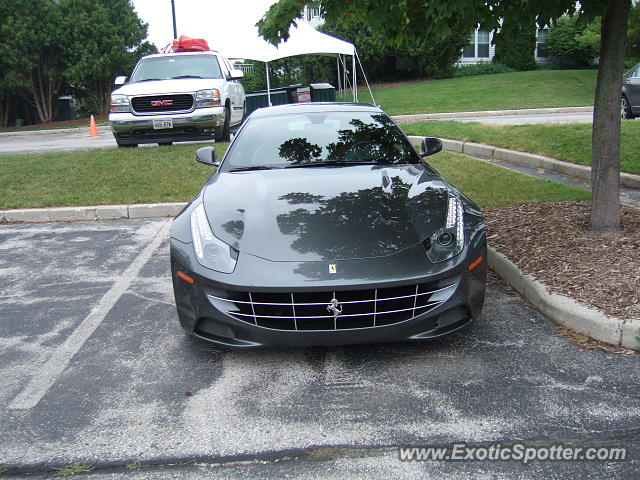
195 89 221 108
110 94 131 113
190 204 237 273
426 194 465 263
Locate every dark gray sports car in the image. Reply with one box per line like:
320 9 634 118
170 103 486 347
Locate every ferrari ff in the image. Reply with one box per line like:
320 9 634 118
170 103 486 347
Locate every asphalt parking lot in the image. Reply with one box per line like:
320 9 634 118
1 218 639 478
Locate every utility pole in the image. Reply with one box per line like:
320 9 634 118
171 0 177 39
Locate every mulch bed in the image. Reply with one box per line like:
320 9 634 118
484 201 640 320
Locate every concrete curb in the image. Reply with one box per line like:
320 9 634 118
392 106 593 123
407 136 640 189
488 247 638 349
0 202 187 223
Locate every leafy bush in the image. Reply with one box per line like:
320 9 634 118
546 15 599 68
493 15 537 71
453 61 514 78
625 59 640 70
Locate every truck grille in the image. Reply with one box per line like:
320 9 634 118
131 94 194 113
206 282 456 331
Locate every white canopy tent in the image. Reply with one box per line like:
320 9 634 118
133 0 360 105
214 20 358 105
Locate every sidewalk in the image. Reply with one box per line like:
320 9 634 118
391 106 593 123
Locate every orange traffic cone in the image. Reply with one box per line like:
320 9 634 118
89 115 99 137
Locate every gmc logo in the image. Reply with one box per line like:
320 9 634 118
150 99 173 107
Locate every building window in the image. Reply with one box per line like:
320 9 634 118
536 28 548 58
477 30 490 58
463 32 476 58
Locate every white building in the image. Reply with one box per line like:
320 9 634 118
458 27 549 65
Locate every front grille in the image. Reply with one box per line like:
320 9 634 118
131 94 194 113
206 282 456 331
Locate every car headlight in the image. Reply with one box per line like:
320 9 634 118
426 194 465 263
110 94 131 113
195 89 221 108
190 204 237 273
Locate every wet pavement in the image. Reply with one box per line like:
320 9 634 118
0 219 638 478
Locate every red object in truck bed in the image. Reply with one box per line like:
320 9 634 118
172 35 210 52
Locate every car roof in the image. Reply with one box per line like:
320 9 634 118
248 102 384 118
141 51 221 60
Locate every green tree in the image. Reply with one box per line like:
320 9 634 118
626 3 640 61
0 0 152 123
493 14 537 71
258 0 631 234
1 0 68 123
322 18 468 80
59 0 152 115
0 3 26 126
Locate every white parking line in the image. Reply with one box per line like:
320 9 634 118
8 220 171 410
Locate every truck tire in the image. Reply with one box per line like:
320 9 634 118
215 105 231 142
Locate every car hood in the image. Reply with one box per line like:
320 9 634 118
112 78 225 96
202 164 450 262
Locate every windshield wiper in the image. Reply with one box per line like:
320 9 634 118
135 78 163 82
284 160 379 168
170 75 203 79
228 165 282 172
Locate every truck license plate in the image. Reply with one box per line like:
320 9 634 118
153 118 173 130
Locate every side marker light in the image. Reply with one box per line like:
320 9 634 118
177 271 195 284
468 256 483 271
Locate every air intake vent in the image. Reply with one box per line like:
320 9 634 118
206 281 456 331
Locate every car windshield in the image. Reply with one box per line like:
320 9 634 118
129 55 223 82
223 111 421 170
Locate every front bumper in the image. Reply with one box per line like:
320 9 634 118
169 234 487 348
109 106 225 144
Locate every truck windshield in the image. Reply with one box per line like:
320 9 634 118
130 55 223 82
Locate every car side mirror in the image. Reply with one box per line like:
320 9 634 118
196 146 219 166
229 69 244 80
114 75 127 86
420 137 442 157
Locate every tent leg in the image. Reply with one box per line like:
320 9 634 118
336 56 342 101
343 56 347 101
266 62 272 107
352 55 357 102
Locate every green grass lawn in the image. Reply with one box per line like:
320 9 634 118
429 152 590 208
360 70 597 115
403 120 640 175
0 143 228 210
0 146 589 210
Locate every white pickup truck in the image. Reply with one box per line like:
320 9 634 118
109 51 246 147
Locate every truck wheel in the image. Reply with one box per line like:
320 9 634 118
158 141 173 146
116 141 138 148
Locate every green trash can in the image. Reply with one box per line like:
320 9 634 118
245 89 291 116
269 89 290 106
310 83 336 102
245 91 269 116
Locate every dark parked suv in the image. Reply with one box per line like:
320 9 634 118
622 63 640 119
